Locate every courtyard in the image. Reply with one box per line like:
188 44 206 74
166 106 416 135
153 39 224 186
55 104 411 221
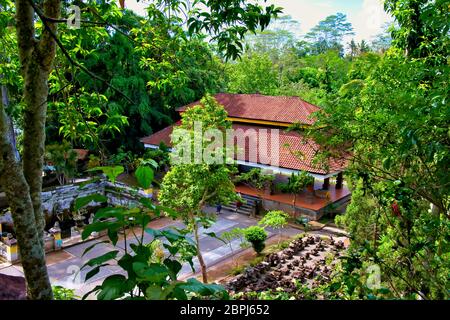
0 209 298 298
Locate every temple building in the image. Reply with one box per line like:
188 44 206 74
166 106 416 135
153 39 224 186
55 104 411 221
141 93 350 220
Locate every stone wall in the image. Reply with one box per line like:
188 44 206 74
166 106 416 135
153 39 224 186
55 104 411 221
41 180 106 213
41 179 152 215
0 178 152 263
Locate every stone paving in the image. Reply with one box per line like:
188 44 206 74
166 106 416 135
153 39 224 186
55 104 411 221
0 208 303 299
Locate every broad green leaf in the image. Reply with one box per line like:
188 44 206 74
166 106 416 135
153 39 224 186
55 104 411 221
177 278 229 299
164 259 182 280
74 194 107 211
82 241 110 257
88 166 124 183
85 263 109 282
132 262 169 284
94 207 126 221
205 232 226 244
96 275 129 300
145 285 164 300
82 250 119 269
139 197 156 211
135 166 154 189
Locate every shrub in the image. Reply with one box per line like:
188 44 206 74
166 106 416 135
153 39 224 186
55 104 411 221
259 210 289 244
87 154 101 170
45 141 78 185
244 226 268 254
237 168 274 191
52 286 78 300
259 210 289 229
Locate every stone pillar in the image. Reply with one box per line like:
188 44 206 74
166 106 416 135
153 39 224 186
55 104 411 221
336 172 344 189
322 178 330 190
5 237 19 263
49 225 63 251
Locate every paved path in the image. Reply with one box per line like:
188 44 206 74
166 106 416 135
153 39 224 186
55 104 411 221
0 208 304 299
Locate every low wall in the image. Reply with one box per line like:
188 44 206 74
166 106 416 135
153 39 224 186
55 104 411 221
41 179 151 214
261 199 320 220
259 193 351 221
0 178 152 263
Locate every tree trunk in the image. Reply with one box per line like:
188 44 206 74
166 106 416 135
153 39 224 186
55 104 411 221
0 0 62 299
193 223 208 283
0 97 53 299
0 84 19 161
19 0 61 249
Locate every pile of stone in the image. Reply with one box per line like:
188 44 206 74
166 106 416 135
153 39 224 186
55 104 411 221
226 235 346 296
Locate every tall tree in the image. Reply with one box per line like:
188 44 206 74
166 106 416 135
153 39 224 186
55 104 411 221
305 12 354 55
226 53 278 95
0 0 61 299
0 0 281 299
384 0 449 59
159 95 237 283
308 0 449 299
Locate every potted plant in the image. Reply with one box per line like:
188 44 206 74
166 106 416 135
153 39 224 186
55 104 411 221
263 175 275 195
244 226 268 255
237 168 275 199
296 171 315 193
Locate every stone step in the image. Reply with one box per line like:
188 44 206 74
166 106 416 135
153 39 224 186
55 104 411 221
241 194 260 202
222 205 253 216
223 203 253 211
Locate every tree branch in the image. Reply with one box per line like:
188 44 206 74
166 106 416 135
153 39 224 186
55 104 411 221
27 0 135 104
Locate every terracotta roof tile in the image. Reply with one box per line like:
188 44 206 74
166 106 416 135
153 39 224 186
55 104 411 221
73 149 89 161
140 125 174 146
140 123 347 175
177 93 320 125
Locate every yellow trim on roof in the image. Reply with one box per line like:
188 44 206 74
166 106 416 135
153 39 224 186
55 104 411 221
226 117 310 128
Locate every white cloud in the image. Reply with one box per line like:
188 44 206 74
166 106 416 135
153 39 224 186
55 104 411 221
124 0 393 42
123 0 150 17
349 0 393 42
266 0 337 36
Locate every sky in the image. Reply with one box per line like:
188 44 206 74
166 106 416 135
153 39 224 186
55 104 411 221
125 0 393 43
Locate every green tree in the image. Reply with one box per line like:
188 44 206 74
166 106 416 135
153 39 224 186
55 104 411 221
384 0 449 59
308 0 449 299
0 0 281 299
244 226 268 255
243 15 300 62
159 95 238 283
221 228 249 267
45 141 78 185
370 23 392 53
78 165 228 300
258 210 289 244
279 172 314 217
226 53 278 95
305 13 354 55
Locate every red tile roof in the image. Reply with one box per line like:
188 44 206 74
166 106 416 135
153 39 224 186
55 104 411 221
140 123 347 175
73 149 89 161
177 93 320 125
140 125 175 147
